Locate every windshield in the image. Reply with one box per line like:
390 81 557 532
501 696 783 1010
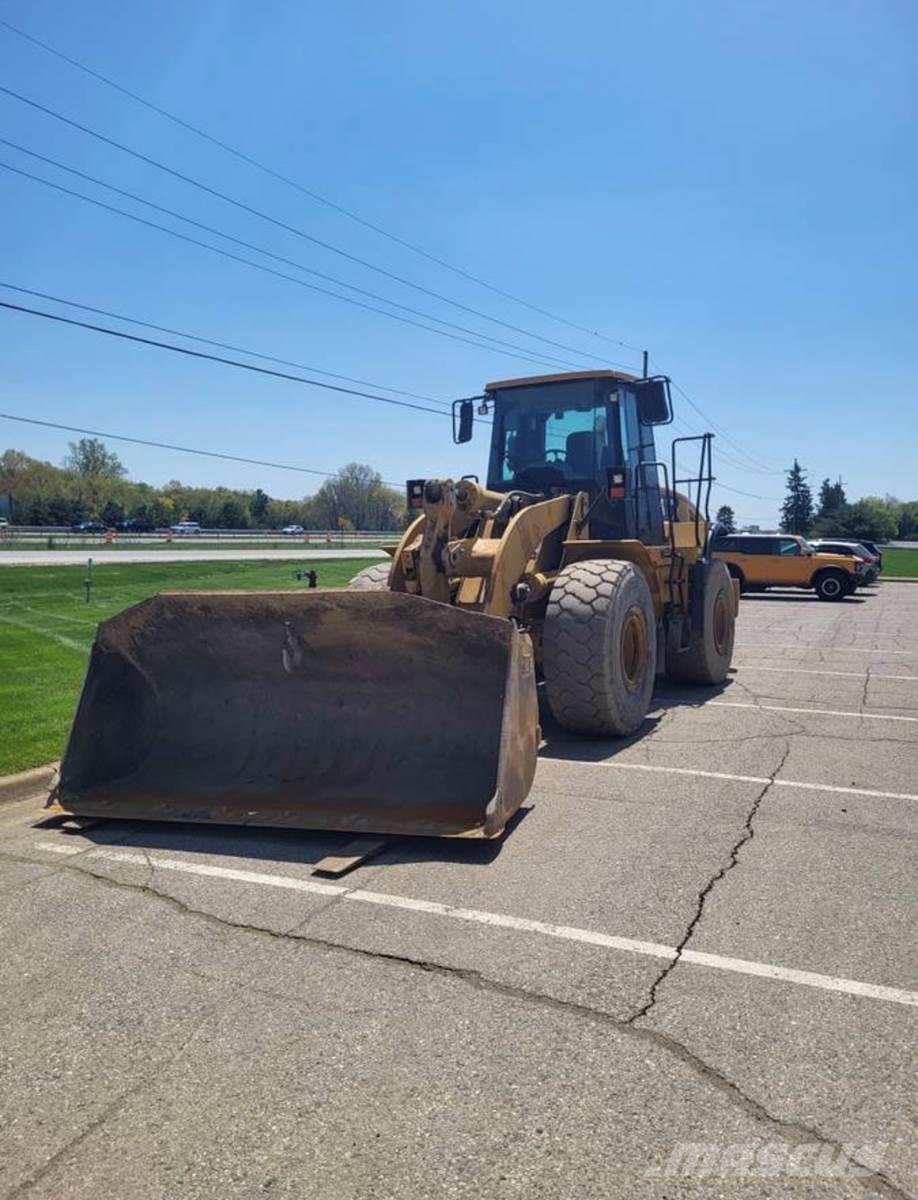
486 380 619 493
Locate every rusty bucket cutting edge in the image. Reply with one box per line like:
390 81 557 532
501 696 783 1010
54 590 539 839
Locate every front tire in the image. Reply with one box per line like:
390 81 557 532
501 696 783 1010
543 560 656 736
813 569 849 602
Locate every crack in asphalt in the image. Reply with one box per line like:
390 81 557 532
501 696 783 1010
1 848 910 1199
625 741 793 1028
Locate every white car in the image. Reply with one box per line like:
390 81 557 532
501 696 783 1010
171 522 202 535
281 524 305 535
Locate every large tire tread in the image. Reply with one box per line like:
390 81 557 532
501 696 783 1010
666 561 736 685
543 559 656 737
348 562 392 591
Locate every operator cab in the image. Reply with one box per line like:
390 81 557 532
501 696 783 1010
467 371 672 543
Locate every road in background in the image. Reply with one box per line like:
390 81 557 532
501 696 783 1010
0 547 388 566
1 582 915 1197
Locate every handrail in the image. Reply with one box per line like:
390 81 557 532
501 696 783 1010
671 434 715 553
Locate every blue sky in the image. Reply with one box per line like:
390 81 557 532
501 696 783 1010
1 0 915 526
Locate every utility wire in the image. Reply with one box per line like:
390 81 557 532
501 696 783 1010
0 83 634 371
656 365 781 474
0 33 779 475
0 281 451 409
667 413 771 477
0 410 401 484
3 299 779 498
1 158 584 374
0 299 455 420
1 137 587 373
0 287 775 497
0 16 642 355
713 482 781 501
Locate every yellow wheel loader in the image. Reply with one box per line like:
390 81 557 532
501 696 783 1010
52 370 736 840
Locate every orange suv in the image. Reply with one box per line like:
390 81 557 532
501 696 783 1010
712 533 866 601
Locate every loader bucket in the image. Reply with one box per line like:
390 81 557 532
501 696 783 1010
55 590 539 839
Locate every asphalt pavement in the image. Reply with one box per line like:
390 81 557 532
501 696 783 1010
1 581 915 1198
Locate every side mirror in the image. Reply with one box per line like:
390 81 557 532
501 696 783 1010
635 376 673 426
452 397 475 444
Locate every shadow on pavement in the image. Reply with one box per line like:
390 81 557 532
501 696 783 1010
42 794 535 874
41 680 738 871
537 677 735 764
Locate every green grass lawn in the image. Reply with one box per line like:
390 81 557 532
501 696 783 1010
881 548 918 577
0 558 377 776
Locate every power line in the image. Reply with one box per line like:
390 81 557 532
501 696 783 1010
0 83 634 371
1 158 585 374
0 16 642 354
0 281 451 409
0 33 781 478
0 283 778 490
0 298 455 420
713 482 781 501
659 369 782 475
0 412 401 485
1 137 584 374
667 414 774 477
2 298 782 500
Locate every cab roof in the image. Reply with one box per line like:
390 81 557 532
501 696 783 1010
484 369 638 393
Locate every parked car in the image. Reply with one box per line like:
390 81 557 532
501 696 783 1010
859 540 883 569
854 542 883 568
71 519 106 534
117 517 155 533
711 533 867 600
281 524 306 536
809 539 880 583
170 522 202 535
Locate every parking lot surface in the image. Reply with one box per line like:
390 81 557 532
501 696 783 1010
1 583 915 1198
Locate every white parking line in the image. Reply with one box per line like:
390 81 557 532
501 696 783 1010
709 701 918 723
736 665 918 682
538 758 918 803
33 842 918 1008
735 643 917 657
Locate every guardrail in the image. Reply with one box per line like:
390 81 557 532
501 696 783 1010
1 528 396 546
1 527 398 538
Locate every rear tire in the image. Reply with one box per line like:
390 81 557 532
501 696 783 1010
813 569 849 601
543 560 656 736
666 561 735 685
348 562 391 591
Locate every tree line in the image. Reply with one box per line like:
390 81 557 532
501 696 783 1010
0 440 407 531
714 461 914 542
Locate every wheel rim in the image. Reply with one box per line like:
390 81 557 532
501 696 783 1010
712 590 730 655
823 577 840 597
620 607 648 691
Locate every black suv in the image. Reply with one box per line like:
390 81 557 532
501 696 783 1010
70 519 106 533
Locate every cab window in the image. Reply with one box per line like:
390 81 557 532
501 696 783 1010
486 380 617 491
778 538 801 556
